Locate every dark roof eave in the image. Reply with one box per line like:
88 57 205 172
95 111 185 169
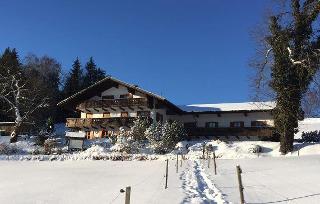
182 109 273 114
57 76 184 113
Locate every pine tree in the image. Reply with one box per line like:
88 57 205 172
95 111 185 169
129 117 149 141
146 120 186 154
0 47 21 76
82 57 106 88
64 58 83 97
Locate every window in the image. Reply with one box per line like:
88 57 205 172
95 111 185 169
184 122 197 128
137 111 150 117
102 95 114 100
101 130 108 138
120 94 129 99
103 112 111 118
205 122 218 128
86 131 91 139
156 113 163 122
121 112 129 117
251 121 267 127
230 121 244 128
86 113 93 118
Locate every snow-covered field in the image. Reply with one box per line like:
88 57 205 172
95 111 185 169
0 118 319 203
206 155 320 203
1 156 320 204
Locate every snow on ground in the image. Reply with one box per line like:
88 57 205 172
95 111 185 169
0 160 185 204
1 139 320 161
181 160 226 204
1 156 320 204
295 118 320 139
204 155 320 203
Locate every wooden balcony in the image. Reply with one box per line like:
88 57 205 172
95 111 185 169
77 98 148 110
66 117 136 129
186 127 274 137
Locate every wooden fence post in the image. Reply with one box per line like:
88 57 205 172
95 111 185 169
236 165 245 204
125 186 131 204
165 159 169 189
202 144 205 159
176 154 179 173
213 152 217 175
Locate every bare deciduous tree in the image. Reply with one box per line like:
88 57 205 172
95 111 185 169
0 70 49 142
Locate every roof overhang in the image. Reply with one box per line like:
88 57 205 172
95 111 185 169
57 76 183 114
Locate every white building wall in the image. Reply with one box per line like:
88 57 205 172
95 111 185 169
80 108 169 119
168 112 274 127
87 85 144 100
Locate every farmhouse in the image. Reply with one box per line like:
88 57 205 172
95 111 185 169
58 76 275 141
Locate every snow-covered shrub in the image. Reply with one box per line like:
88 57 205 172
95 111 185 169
145 122 165 153
111 127 139 154
31 147 45 155
247 144 262 153
146 121 186 154
162 121 186 151
78 145 109 160
206 144 214 152
85 138 113 149
116 127 128 144
301 131 320 143
129 117 149 142
33 131 50 145
111 143 133 153
44 138 59 154
110 154 131 161
0 143 18 155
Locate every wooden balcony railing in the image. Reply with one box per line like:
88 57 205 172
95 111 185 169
185 127 274 137
66 117 136 129
77 98 148 110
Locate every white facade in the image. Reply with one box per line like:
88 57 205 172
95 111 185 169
169 112 274 128
62 76 275 140
78 85 274 129
80 85 170 122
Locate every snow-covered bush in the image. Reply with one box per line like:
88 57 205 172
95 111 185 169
146 121 186 154
111 127 139 154
162 120 186 152
247 144 262 153
145 122 165 153
129 117 149 142
44 138 59 154
0 143 18 155
33 131 50 145
301 131 320 143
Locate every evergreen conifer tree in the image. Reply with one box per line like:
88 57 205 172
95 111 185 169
64 58 83 97
82 57 105 88
0 47 22 76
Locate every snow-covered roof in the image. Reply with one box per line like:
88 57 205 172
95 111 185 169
179 101 276 113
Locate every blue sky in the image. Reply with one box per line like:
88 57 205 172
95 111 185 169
0 0 272 105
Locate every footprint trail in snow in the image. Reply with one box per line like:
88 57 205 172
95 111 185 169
180 160 227 204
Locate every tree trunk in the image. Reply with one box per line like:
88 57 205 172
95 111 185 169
10 122 21 143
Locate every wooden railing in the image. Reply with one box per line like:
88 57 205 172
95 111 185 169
185 127 274 137
66 117 136 129
77 98 148 110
